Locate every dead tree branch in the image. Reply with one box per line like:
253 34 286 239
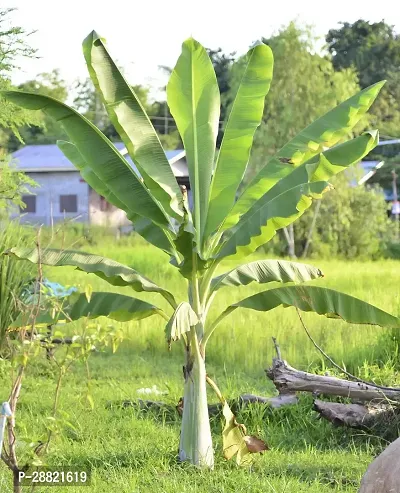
266 358 400 403
296 309 400 392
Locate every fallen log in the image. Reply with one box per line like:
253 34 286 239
207 392 298 416
313 400 396 430
109 348 399 436
243 392 298 409
266 358 400 403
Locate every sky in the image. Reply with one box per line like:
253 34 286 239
6 0 400 100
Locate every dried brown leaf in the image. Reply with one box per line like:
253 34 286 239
243 435 269 453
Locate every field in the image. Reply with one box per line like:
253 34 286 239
1 237 399 492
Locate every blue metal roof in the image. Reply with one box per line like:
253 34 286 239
12 144 185 173
12 145 76 171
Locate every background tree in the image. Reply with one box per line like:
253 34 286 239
147 98 181 149
0 7 42 148
0 159 36 215
326 20 400 87
326 19 400 138
149 66 181 148
73 77 155 142
5 69 68 150
73 77 110 134
0 7 38 220
293 171 392 259
244 22 361 178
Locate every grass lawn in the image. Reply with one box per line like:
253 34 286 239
1 239 399 492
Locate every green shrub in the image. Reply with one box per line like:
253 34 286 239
0 221 35 350
0 160 36 216
293 173 392 259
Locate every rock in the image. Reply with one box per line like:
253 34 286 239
359 437 400 492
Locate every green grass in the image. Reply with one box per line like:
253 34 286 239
1 238 399 492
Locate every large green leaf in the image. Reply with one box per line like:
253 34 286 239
14 292 162 327
165 302 198 345
309 130 378 182
130 215 179 258
210 131 379 259
223 82 385 230
210 260 323 294
167 38 220 245
234 130 378 224
57 140 127 212
204 42 274 239
57 141 178 257
170 196 206 278
1 90 171 229
225 131 378 234
83 31 183 221
222 285 400 327
216 181 330 261
7 248 177 308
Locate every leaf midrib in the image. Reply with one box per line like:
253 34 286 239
191 46 201 246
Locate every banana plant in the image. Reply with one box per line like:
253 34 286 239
3 32 400 469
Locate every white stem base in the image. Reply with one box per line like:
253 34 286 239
179 355 214 468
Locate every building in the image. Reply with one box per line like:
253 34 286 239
11 144 188 227
359 138 400 203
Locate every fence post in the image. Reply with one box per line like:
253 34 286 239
0 402 12 453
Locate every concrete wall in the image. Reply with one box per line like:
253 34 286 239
89 188 131 227
13 171 133 228
14 171 89 225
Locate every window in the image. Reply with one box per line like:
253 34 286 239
60 195 78 213
20 195 36 213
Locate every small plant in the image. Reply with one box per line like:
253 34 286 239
0 222 35 352
0 160 37 216
1 274 123 493
2 33 400 469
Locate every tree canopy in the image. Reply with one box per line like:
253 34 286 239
326 19 400 138
0 7 42 146
5 69 68 150
327 20 400 87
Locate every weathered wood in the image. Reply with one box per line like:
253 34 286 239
359 437 400 493
313 400 392 429
266 358 400 402
207 393 298 415
240 392 298 408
